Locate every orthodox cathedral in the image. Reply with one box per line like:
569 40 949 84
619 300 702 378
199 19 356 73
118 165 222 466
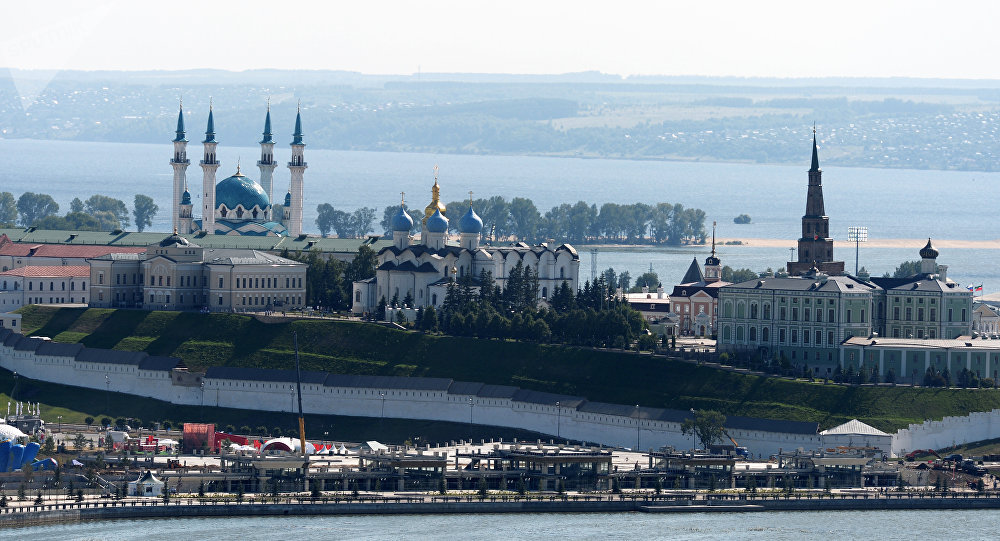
351 176 580 315
170 101 306 237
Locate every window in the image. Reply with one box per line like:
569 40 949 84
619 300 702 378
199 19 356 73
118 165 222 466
930 308 936 321
762 327 769 341
749 327 756 341
791 329 798 343
962 309 967 322
846 309 852 323
804 309 810 322
861 309 866 323
815 330 822 344
815 309 822 322
803 330 810 344
791 307 798 320
750 304 758 319
355 291 361 302
828 331 834 345
219 277 224 288
158 276 163 286
763 305 770 319
948 308 953 322
905 307 912 320
893 307 900 319
736 327 744 340
99 273 104 285
218 295 223 306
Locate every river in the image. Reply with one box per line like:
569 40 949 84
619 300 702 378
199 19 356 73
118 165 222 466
10 509 999 539
0 138 996 292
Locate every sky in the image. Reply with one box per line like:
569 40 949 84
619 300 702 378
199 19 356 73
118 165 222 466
2 0 1000 79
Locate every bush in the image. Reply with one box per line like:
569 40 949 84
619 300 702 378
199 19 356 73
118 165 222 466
733 214 751 224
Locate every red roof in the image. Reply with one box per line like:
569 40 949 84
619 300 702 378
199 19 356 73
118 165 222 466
0 243 145 259
0 266 91 278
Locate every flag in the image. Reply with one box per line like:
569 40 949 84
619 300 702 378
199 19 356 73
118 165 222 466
976 285 983 292
968 285 975 292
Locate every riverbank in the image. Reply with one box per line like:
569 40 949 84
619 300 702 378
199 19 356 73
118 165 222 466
582 238 1000 250
5 492 1000 528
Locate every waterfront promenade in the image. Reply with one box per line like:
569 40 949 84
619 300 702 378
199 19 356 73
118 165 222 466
4 491 1000 528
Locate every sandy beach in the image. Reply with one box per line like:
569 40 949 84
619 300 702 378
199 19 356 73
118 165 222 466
717 238 1000 250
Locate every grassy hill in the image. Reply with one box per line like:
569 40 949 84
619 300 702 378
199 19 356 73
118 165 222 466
17 306 1000 432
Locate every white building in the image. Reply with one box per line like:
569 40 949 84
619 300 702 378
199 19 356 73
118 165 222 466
170 101 305 237
0 266 90 311
352 183 580 315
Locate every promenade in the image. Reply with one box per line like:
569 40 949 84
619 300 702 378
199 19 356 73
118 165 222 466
4 490 1000 528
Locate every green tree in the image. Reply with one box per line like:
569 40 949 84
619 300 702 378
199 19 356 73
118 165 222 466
84 195 129 228
0 192 17 226
632 271 659 292
84 416 94 427
888 260 922 278
508 197 540 242
17 192 59 226
315 203 337 237
70 197 84 213
133 194 158 232
680 410 726 449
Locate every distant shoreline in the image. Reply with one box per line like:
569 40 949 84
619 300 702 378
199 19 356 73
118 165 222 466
581 238 1000 251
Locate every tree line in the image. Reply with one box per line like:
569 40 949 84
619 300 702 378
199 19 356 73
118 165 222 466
280 245 377 310
312 197 709 246
386 262 649 349
0 192 159 232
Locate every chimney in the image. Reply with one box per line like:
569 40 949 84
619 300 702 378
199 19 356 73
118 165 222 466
657 284 664 299
937 264 947 282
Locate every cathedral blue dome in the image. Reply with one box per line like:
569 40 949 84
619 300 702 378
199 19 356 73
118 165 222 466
216 172 269 210
392 207 413 232
425 209 448 233
181 189 191 205
458 206 483 234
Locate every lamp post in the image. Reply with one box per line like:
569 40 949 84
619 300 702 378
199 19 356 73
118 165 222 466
10 371 17 402
57 415 62 433
847 226 868 277
556 401 561 440
468 397 474 436
379 391 386 433
689 408 697 451
105 375 110 414
635 404 640 451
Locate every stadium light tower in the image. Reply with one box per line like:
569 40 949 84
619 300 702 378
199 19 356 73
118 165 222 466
848 226 868 277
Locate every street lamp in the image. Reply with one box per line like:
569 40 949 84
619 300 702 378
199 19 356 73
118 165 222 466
468 397 474 433
10 371 17 402
689 408 697 451
847 226 868 277
57 415 62 433
556 401 561 440
635 404 640 451
379 392 386 434
105 375 110 414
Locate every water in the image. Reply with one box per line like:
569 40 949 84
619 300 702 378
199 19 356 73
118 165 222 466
10 510 1000 539
0 138 996 291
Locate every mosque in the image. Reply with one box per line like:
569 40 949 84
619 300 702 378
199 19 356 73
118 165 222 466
351 176 580 315
170 101 306 237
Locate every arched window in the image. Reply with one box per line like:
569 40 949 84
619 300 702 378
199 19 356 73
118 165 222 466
762 327 769 341
763 304 771 320
542 287 547 298
750 304 758 319
749 327 757 341
736 326 744 341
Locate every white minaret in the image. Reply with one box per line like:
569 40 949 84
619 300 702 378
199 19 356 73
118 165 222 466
257 100 276 219
287 103 307 236
170 100 189 233
200 101 220 235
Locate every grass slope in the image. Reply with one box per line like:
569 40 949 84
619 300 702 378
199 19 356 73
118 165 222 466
18 306 1000 432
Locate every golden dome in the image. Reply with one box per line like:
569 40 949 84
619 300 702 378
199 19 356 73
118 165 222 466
423 170 446 225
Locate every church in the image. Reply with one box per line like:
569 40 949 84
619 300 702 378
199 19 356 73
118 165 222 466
351 177 580 315
170 101 306 237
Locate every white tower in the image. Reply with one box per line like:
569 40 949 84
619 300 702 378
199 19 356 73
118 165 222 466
287 103 307 236
169 101 189 233
179 181 193 234
257 101 276 219
200 102 220 235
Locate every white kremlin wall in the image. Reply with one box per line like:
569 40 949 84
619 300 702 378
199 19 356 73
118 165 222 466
3 329 991 457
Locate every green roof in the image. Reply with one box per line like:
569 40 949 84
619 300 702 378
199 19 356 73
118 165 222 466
0 227 388 255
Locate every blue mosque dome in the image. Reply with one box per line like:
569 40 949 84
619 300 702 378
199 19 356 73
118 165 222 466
425 209 448 233
458 206 483 234
284 191 291 207
392 207 414 232
216 170 270 210
181 188 191 205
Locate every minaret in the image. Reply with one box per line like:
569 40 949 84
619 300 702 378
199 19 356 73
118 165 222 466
170 100 189 233
286 103 307 236
704 221 721 282
787 127 844 276
257 100 276 219
179 180 193 234
200 101 220 235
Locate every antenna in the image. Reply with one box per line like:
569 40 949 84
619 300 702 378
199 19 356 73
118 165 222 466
293 332 307 458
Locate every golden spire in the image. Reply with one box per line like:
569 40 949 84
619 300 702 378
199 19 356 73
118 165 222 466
236 157 241 175
400 191 405 206
423 164 446 225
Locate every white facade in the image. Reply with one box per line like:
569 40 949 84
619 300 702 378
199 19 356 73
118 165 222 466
0 267 90 311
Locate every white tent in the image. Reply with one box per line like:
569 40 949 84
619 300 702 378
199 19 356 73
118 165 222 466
820 419 891 453
128 471 165 497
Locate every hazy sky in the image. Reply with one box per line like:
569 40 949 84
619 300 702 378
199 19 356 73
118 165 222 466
3 0 999 79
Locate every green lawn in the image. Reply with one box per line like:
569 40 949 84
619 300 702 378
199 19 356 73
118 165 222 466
17 306 1000 432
